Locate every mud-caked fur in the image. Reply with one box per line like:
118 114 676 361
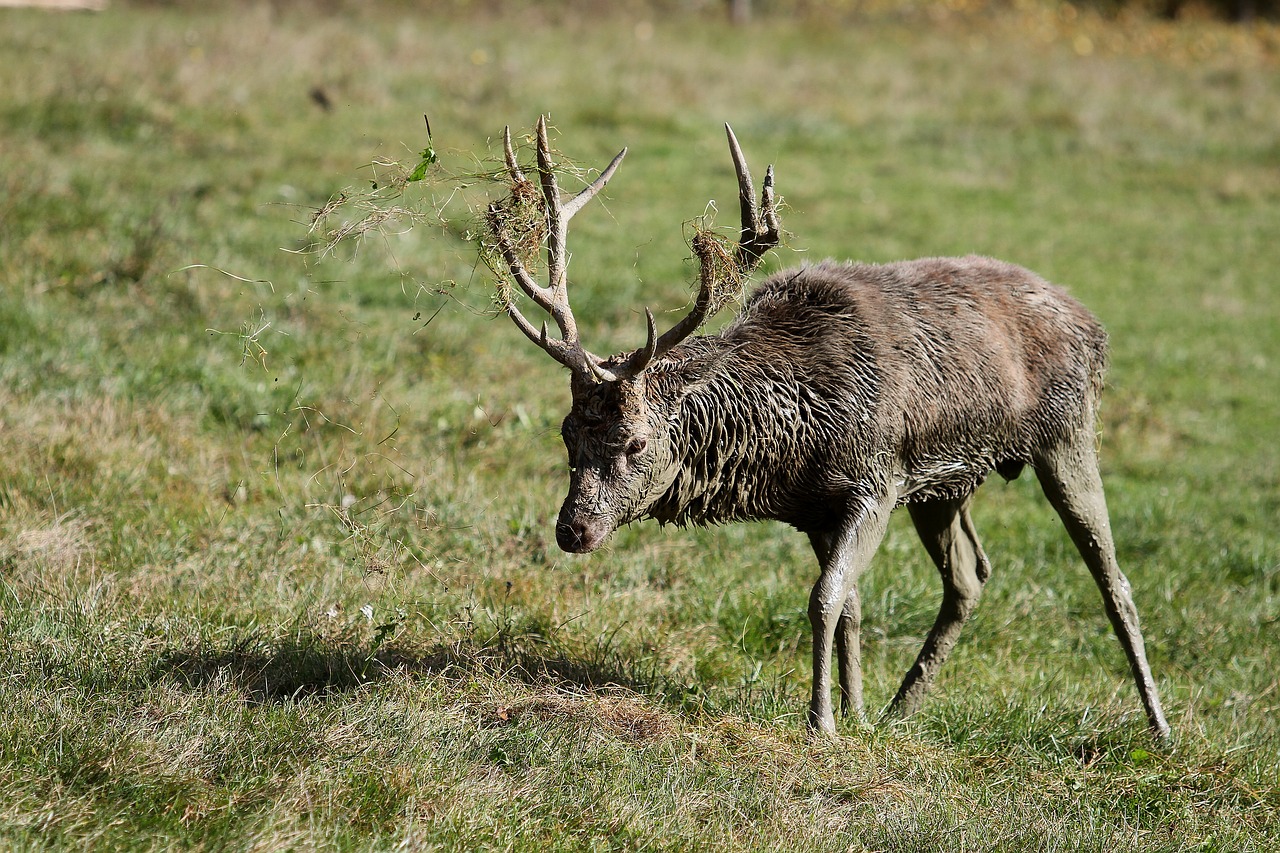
556 255 1171 740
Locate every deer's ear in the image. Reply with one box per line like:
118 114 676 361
674 362 718 398
646 347 734 404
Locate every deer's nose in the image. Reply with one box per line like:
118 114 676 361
556 519 590 553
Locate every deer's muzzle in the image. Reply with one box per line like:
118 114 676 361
555 515 611 553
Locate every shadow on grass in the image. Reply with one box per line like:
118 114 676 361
153 626 661 705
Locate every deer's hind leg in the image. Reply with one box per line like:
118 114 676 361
886 494 991 720
1034 431 1171 741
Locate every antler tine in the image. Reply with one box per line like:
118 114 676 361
534 115 559 205
761 164 780 242
489 214 577 370
532 116 585 362
726 123 781 273
534 117 568 294
607 307 661 383
503 296 552 351
490 119 575 349
490 127 554 313
726 123 757 244
495 248 621 380
533 116 631 382
502 125 525 184
563 147 628 221
489 125 572 366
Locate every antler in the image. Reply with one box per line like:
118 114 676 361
487 119 779 384
612 124 780 379
487 116 626 382
726 124 782 274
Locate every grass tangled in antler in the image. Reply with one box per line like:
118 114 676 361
690 223 748 323
481 170 546 312
306 123 761 333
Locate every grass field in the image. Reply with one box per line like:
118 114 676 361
1 1 1278 849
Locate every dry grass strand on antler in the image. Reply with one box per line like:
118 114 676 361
691 224 747 322
483 172 547 309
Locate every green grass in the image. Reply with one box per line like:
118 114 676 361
1 1 1278 849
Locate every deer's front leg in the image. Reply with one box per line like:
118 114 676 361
807 493 895 735
835 586 864 720
808 531 862 720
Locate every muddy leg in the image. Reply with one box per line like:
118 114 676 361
812 530 866 721
1035 433 1171 742
835 587 865 720
886 495 991 720
807 493 895 735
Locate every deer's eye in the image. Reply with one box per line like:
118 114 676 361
624 436 647 457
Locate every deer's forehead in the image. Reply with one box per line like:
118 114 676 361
570 380 652 427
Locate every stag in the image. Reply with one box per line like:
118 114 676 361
484 117 1170 740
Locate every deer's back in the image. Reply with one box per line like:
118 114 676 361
725 257 1108 505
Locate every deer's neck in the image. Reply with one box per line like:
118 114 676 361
647 340 860 531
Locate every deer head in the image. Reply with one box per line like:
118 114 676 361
487 117 780 552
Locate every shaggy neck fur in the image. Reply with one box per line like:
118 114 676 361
644 321 882 533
